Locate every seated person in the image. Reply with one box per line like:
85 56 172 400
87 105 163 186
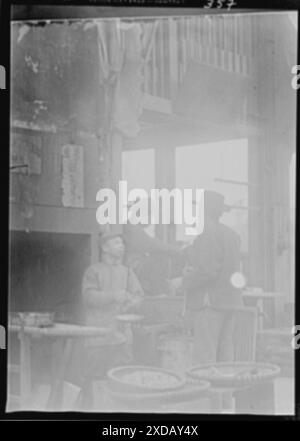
82 232 143 331
79 232 144 408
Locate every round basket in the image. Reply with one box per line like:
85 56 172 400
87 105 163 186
187 362 281 388
107 365 186 395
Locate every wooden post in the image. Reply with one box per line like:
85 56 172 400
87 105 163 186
248 136 265 287
110 130 123 235
168 18 178 100
155 143 175 242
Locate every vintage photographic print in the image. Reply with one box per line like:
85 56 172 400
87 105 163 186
5 4 297 416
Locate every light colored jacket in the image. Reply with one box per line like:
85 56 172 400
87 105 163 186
82 262 143 345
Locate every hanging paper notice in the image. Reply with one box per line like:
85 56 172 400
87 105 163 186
61 144 84 208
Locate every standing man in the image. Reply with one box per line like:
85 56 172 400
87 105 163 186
183 190 244 364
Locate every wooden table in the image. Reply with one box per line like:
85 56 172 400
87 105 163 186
242 291 285 330
9 323 111 410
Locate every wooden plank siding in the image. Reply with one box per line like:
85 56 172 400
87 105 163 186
141 15 255 105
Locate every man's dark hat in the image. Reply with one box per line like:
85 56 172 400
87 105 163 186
205 190 231 215
193 190 230 215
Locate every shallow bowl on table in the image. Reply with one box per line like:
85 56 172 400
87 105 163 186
18 312 54 328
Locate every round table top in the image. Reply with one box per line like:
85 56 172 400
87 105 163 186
9 323 111 338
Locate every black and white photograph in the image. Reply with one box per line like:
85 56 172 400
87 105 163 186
4 4 298 416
